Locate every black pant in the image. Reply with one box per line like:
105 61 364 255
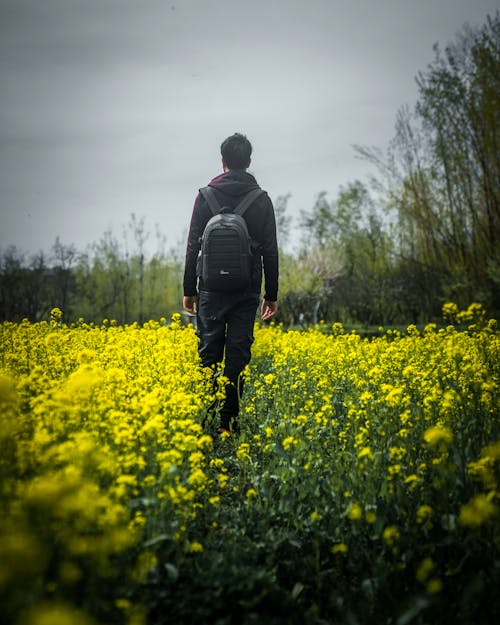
196 290 260 429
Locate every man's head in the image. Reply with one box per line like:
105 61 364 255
221 133 252 171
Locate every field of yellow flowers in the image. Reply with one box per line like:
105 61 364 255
1 304 498 625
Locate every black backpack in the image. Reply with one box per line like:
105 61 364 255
196 186 264 292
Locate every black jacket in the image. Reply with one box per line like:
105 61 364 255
183 170 279 301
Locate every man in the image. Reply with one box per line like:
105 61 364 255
183 133 279 433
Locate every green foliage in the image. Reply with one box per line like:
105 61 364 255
0 221 185 324
355 12 500 318
280 181 396 325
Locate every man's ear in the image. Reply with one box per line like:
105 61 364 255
222 158 229 172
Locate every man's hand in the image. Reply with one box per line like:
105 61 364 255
261 299 278 321
183 295 197 315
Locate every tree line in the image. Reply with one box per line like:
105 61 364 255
282 13 499 326
0 216 184 325
1 14 498 326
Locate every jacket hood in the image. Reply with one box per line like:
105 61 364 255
208 170 260 200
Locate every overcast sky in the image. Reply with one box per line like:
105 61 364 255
0 0 497 258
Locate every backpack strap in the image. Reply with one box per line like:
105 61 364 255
200 185 264 217
199 186 222 216
234 188 264 217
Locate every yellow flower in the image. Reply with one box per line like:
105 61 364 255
416 505 433 524
331 543 348 554
131 551 158 583
236 443 251 461
459 494 498 528
19 602 96 625
442 302 458 322
360 391 373 404
2 306 497 622
187 541 203 553
383 525 399 546
282 436 298 451
365 511 377 524
50 307 63 320
482 441 500 461
416 557 435 582
389 446 406 461
423 425 453 448
347 503 363 521
404 474 420 490
357 447 375 461
388 464 402 478
467 457 496 490
385 386 404 408
188 469 207 488
115 598 132 611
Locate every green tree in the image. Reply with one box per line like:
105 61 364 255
0 247 27 320
274 193 292 250
357 13 500 317
75 230 128 322
51 237 78 317
330 182 394 324
416 14 500 307
294 182 394 325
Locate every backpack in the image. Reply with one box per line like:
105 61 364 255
196 186 264 292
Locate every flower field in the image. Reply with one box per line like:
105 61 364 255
1 305 499 625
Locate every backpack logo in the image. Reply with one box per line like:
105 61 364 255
196 186 263 292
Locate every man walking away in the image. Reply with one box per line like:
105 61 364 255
183 133 279 433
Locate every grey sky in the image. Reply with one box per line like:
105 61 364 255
0 0 497 258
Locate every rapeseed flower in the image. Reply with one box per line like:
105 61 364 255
331 543 348 554
19 602 96 625
347 503 363 521
459 494 498 528
383 525 400 547
187 541 204 553
423 425 453 448
416 505 433 524
416 557 435 582
282 436 298 451
1 306 497 623
236 443 251 461
357 446 375 461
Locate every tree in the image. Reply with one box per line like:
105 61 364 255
300 191 336 250
356 13 500 316
0 247 26 320
51 237 78 316
274 193 292 250
126 213 150 325
415 14 500 307
292 182 395 325
75 230 127 322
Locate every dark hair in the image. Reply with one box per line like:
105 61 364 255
220 133 252 170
